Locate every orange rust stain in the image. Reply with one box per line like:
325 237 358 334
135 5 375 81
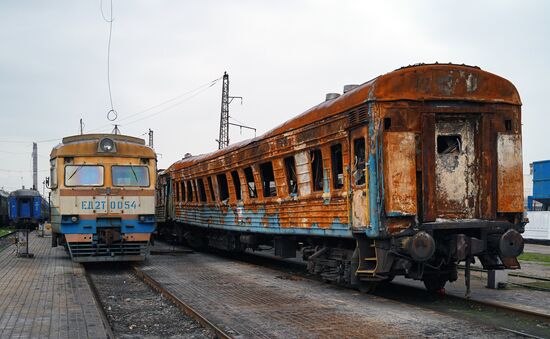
382 132 417 216
497 134 524 212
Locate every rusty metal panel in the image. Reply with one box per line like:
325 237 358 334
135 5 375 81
422 113 436 222
497 134 524 212
295 151 311 196
383 132 417 216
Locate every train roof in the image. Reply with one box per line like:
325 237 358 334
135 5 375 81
50 133 156 159
0 190 9 198
168 63 521 173
9 189 42 197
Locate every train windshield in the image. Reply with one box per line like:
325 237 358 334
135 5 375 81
112 165 149 187
65 165 104 186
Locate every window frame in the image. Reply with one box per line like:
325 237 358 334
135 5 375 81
330 143 344 190
243 167 257 199
64 164 105 187
284 156 298 196
310 149 324 192
111 165 150 187
259 162 277 198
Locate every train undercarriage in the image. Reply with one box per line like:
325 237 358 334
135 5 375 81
158 221 524 293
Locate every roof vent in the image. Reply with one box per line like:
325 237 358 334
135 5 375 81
184 153 192 158
325 93 340 101
343 84 359 93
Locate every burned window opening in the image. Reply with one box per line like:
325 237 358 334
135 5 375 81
180 180 190 201
244 167 257 198
207 176 216 201
284 156 298 195
437 135 462 155
217 173 230 201
186 181 193 202
505 119 512 131
175 181 180 201
384 117 392 130
260 162 277 197
197 178 207 202
231 171 242 200
353 138 366 186
331 144 344 189
310 149 323 191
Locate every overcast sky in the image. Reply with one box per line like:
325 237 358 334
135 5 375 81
0 0 548 193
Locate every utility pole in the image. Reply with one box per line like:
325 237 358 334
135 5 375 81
32 142 37 191
148 129 154 148
218 72 243 149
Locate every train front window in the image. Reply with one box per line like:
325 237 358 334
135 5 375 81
112 166 150 187
65 165 104 186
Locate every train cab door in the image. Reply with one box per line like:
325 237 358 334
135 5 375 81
350 126 369 229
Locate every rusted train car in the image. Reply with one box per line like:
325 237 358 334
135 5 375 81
158 64 525 291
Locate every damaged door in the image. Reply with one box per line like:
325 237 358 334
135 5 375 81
434 116 479 219
350 126 369 228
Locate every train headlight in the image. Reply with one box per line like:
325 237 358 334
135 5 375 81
98 138 116 153
71 216 79 223
139 215 146 222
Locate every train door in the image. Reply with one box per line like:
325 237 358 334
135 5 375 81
423 114 479 219
350 126 369 228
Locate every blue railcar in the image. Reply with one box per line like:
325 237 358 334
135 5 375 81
8 189 49 228
532 160 550 208
0 190 9 226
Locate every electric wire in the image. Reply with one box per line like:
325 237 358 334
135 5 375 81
101 0 116 119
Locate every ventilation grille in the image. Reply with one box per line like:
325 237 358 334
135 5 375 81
347 105 369 126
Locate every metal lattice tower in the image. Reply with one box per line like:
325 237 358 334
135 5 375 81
218 72 230 149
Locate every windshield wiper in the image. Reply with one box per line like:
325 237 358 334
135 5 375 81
67 165 83 181
129 165 139 184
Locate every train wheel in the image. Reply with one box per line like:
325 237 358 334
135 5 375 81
423 277 447 292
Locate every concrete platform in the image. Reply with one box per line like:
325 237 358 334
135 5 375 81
138 251 519 338
0 233 109 338
394 270 550 318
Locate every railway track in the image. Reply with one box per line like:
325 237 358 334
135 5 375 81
457 264 550 292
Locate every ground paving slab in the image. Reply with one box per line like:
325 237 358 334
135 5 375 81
139 251 519 338
0 234 108 338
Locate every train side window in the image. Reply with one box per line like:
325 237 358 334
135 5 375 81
197 178 207 202
231 171 242 200
180 180 190 201
217 173 230 201
331 144 344 189
186 181 193 202
192 180 199 202
175 181 180 201
437 135 461 154
207 176 216 201
260 162 277 197
310 149 323 191
353 138 366 186
243 167 257 198
284 156 298 196
505 119 512 131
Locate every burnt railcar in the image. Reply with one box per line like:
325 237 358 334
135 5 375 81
158 64 525 291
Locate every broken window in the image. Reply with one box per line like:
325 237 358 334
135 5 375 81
217 173 230 201
186 181 193 202
310 149 323 191
505 119 512 131
244 167 257 198
184 180 189 201
284 156 298 195
207 176 216 201
175 181 180 201
437 135 462 155
197 178 207 202
231 171 242 200
331 144 344 189
260 162 277 197
353 138 366 186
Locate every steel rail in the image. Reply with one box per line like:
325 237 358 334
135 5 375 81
82 264 116 339
131 265 232 339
